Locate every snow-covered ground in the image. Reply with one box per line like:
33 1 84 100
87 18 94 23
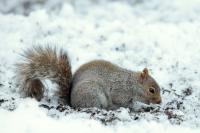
0 0 200 132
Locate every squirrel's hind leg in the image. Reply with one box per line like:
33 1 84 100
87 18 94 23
71 80 108 109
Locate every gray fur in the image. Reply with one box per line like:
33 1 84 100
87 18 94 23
16 47 161 108
71 60 159 110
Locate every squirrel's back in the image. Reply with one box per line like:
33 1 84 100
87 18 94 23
73 60 128 84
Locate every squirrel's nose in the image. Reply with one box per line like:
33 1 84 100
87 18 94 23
156 99 162 104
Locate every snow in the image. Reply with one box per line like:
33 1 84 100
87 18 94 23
0 100 199 133
0 0 200 132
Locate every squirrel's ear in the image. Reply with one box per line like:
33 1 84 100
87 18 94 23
139 68 149 84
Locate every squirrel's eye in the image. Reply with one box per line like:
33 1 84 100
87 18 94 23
149 87 155 94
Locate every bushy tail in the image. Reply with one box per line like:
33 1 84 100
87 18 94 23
16 46 72 104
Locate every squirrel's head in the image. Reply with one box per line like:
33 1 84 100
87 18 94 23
137 68 161 104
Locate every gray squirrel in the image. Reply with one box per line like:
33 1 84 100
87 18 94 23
16 46 161 110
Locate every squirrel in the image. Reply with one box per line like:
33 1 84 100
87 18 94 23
16 46 161 110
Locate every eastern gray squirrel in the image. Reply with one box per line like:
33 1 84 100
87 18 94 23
16 46 161 110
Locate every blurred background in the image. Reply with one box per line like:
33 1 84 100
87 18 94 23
0 0 142 15
0 0 199 23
